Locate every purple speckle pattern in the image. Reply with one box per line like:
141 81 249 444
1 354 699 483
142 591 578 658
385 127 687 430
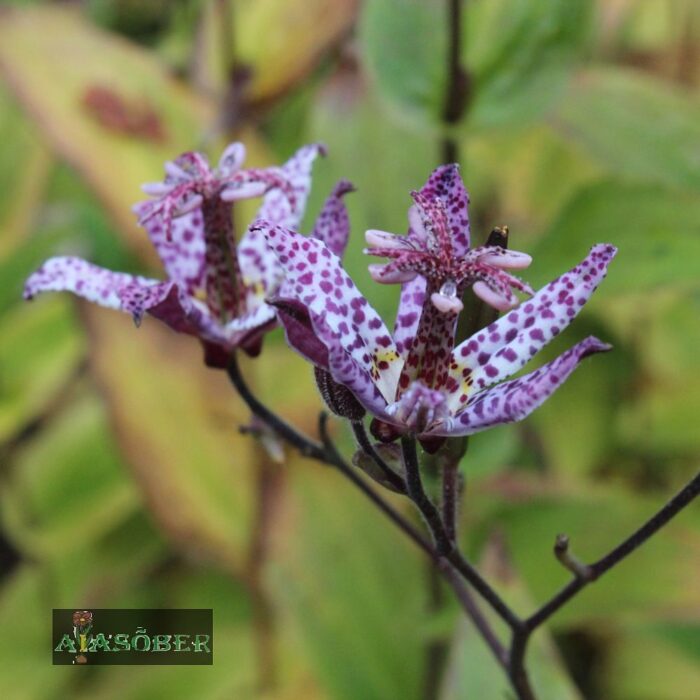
393 275 426 357
446 244 617 411
144 211 205 294
24 257 154 310
254 143 325 229
263 225 402 405
24 142 334 364
385 381 449 433
135 146 293 240
434 337 612 436
366 165 533 398
418 164 471 255
311 179 354 257
389 167 469 363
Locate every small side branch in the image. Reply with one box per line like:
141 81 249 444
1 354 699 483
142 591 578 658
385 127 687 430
508 470 700 697
528 470 700 631
227 353 326 461
351 420 406 493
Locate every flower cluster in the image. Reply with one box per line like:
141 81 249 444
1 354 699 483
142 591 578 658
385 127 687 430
24 143 615 439
258 164 615 439
24 143 352 366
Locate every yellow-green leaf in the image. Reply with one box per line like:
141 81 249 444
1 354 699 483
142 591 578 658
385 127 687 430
0 4 214 260
195 0 359 104
84 304 257 576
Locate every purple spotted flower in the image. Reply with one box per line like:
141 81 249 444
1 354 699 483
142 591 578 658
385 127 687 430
24 143 353 366
259 166 616 439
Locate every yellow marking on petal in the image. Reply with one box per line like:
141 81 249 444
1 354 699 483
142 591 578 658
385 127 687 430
376 349 400 364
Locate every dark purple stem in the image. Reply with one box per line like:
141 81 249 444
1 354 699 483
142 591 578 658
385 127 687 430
351 420 406 493
442 0 470 163
509 470 700 697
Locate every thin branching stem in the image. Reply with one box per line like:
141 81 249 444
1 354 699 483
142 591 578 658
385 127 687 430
228 351 700 700
351 420 406 493
508 470 700 697
227 355 507 660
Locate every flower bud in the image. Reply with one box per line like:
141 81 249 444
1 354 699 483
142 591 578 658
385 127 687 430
314 367 366 420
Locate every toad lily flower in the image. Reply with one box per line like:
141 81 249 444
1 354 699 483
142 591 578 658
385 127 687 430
24 143 353 366
364 165 534 396
260 167 616 438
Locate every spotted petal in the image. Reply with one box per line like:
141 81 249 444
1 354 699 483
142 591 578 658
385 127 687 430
263 225 403 404
432 337 611 436
419 164 471 255
446 244 617 411
311 179 354 257
238 226 283 307
141 211 205 295
385 381 449 433
254 143 325 229
393 275 427 358
24 256 156 309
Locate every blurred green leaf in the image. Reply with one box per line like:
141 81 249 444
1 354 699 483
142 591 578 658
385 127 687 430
84 304 257 576
271 463 428 700
0 567 73 700
44 510 168 607
195 0 359 104
473 483 700 628
528 318 632 477
551 68 700 189
0 84 51 259
0 4 213 259
602 624 700 700
440 539 581 700
307 75 435 320
616 291 700 456
81 569 257 700
530 181 700 295
466 0 591 128
0 297 84 442
359 0 446 124
1 391 139 558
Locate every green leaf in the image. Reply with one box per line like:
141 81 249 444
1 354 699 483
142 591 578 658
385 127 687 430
0 4 213 259
527 318 633 477
615 291 700 456
530 181 700 296
466 0 591 128
474 484 700 628
0 298 84 442
440 539 581 700
306 80 436 321
271 463 428 700
194 0 358 104
551 68 700 189
602 623 700 700
0 567 73 700
83 304 259 576
1 392 140 558
0 83 52 260
359 0 447 124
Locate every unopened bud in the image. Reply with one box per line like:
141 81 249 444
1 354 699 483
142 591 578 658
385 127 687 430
314 367 366 420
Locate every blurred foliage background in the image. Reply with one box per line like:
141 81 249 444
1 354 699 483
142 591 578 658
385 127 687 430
1 1 700 698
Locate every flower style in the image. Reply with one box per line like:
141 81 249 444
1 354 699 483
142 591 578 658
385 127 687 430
260 165 616 438
24 143 353 366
